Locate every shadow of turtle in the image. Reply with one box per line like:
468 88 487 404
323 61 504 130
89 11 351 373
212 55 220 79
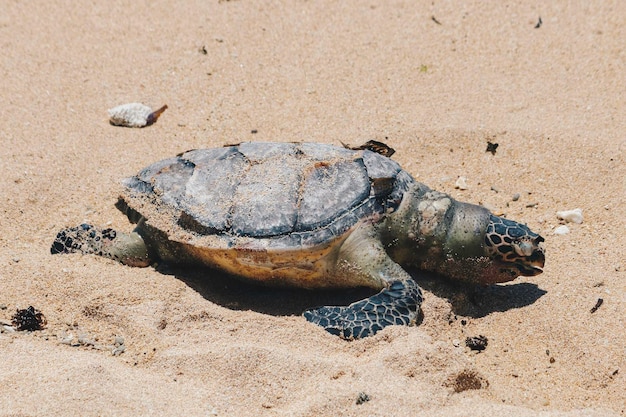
412 268 547 318
157 264 546 319
156 263 376 316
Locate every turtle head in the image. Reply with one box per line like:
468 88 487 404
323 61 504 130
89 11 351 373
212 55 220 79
484 214 545 279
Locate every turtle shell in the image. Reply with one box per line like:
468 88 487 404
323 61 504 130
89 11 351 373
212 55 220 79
119 142 415 251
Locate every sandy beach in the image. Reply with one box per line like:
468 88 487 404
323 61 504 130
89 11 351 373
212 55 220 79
1 1 624 415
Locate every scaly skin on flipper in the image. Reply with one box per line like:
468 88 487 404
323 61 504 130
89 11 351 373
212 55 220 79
304 280 422 339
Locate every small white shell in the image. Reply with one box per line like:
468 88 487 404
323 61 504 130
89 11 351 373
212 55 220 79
554 225 570 235
454 176 468 190
108 103 168 128
556 208 583 224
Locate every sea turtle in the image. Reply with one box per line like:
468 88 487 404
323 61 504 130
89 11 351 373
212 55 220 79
51 142 545 339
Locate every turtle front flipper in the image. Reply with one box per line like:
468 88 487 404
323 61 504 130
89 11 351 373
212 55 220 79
304 279 422 339
51 224 151 267
303 224 423 339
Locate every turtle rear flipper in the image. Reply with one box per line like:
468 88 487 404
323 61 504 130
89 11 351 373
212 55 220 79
304 279 422 339
51 224 151 267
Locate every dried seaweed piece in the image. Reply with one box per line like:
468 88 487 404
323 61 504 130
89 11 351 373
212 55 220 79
342 140 395 157
486 141 499 155
12 306 47 331
590 298 603 313
465 335 488 351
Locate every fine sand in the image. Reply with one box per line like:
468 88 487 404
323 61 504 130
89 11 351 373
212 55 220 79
1 1 624 416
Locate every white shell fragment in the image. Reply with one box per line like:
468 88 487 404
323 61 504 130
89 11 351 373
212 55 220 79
108 103 168 128
454 176 468 190
554 225 570 235
556 208 583 224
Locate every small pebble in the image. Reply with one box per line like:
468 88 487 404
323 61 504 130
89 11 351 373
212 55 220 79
455 176 468 190
511 193 520 201
554 225 570 235
112 345 126 356
108 103 168 128
356 392 371 405
2 325 16 333
77 335 95 346
60 337 73 345
114 336 125 346
556 208 583 224
2 324 16 333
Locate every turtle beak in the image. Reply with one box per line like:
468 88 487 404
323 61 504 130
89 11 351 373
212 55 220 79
521 264 544 276
516 243 545 276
